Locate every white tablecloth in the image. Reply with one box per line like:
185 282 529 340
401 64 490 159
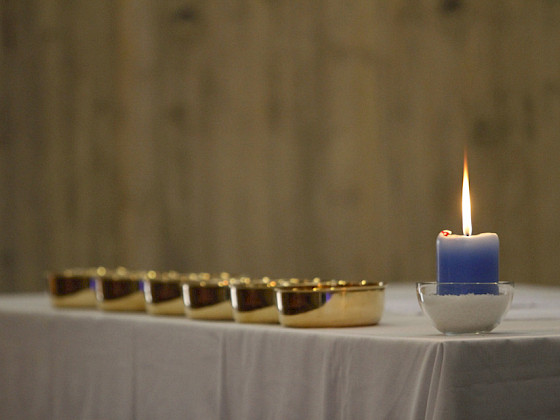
1 284 560 420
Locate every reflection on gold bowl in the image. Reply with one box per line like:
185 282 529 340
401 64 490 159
182 272 233 320
46 268 97 308
275 280 385 328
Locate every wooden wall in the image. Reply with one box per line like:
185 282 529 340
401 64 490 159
2 0 560 292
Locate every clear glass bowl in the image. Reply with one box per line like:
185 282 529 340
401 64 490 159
416 282 514 334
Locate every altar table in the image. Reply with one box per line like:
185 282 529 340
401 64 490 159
1 284 560 420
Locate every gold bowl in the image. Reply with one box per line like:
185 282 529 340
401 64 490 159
46 268 97 308
229 277 282 324
142 271 185 316
182 272 233 320
275 280 385 328
94 267 146 312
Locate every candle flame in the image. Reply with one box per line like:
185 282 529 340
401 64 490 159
462 152 472 236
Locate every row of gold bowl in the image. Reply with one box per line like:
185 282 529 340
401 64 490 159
46 269 385 328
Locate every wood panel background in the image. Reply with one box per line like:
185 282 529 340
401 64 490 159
2 0 560 292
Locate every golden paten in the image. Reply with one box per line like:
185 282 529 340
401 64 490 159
275 280 385 328
142 270 185 316
182 272 233 320
94 267 146 312
46 268 97 308
229 276 282 324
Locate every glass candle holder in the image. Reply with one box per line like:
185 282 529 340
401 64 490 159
417 282 514 334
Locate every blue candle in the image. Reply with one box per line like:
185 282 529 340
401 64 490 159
437 154 499 295
437 230 499 294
